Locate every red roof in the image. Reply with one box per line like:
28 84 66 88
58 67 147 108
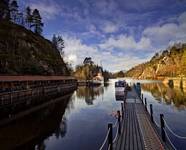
0 76 76 82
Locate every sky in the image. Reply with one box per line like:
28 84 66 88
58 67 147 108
19 0 186 72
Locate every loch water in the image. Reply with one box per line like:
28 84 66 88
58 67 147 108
0 79 186 150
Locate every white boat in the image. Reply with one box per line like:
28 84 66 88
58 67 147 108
115 80 126 92
115 80 127 101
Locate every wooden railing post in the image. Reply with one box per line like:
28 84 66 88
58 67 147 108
10 92 13 104
121 103 124 119
117 110 121 135
1 96 3 105
108 123 113 150
160 114 166 142
145 98 147 111
150 104 154 122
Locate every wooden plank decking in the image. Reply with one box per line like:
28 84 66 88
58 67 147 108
114 87 170 150
115 103 144 150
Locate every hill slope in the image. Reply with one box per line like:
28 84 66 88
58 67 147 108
0 21 69 75
125 43 186 79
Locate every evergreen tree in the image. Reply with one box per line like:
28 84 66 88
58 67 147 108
52 35 65 56
52 34 58 49
25 6 32 29
17 12 24 25
10 0 19 23
0 0 10 20
31 9 43 35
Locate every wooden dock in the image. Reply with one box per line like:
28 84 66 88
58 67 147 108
113 86 173 150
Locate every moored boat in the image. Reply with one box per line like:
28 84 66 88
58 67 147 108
115 80 126 92
115 80 127 101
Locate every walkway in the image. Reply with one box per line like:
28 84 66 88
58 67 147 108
115 87 170 150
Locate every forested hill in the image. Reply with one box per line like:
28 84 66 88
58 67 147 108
0 21 69 75
125 43 186 79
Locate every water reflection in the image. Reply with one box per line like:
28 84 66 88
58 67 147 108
141 83 186 109
76 86 104 105
0 94 73 150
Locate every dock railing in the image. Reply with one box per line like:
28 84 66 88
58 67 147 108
99 104 124 150
99 85 186 150
139 91 186 150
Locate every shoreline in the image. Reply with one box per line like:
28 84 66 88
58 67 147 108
123 76 186 88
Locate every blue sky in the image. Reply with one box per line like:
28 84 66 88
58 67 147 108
19 0 186 72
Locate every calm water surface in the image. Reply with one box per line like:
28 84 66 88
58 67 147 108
0 79 186 150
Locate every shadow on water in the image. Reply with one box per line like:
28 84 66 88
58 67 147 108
141 82 186 109
0 93 73 150
0 83 129 150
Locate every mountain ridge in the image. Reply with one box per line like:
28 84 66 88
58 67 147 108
125 43 186 79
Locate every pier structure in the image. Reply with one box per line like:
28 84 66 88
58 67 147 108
99 85 175 150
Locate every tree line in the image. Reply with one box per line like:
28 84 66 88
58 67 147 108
74 57 111 82
0 0 43 35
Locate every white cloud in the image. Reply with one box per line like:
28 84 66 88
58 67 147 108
99 34 152 51
29 0 61 20
143 12 186 48
63 35 99 65
178 12 186 24
62 34 149 72
102 23 120 33
55 12 186 72
95 0 118 16
85 24 104 37
101 55 149 72
65 54 77 64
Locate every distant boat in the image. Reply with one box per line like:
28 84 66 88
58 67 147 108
115 80 127 101
115 80 126 92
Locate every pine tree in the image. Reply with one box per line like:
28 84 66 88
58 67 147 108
25 6 32 29
52 34 58 49
10 0 19 23
17 12 24 25
0 0 10 20
52 35 65 56
56 36 65 56
31 9 43 35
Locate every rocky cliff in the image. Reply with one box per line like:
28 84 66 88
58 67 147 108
125 43 186 79
0 21 69 75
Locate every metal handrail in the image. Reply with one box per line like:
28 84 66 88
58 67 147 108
113 125 119 143
163 118 186 140
99 128 111 150
164 128 178 150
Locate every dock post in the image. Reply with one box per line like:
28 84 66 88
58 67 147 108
160 114 166 142
117 110 121 134
145 98 147 111
108 123 113 150
121 103 124 119
150 104 154 122
10 92 13 104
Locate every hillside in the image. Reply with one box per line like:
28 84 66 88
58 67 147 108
125 43 186 79
0 21 69 75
